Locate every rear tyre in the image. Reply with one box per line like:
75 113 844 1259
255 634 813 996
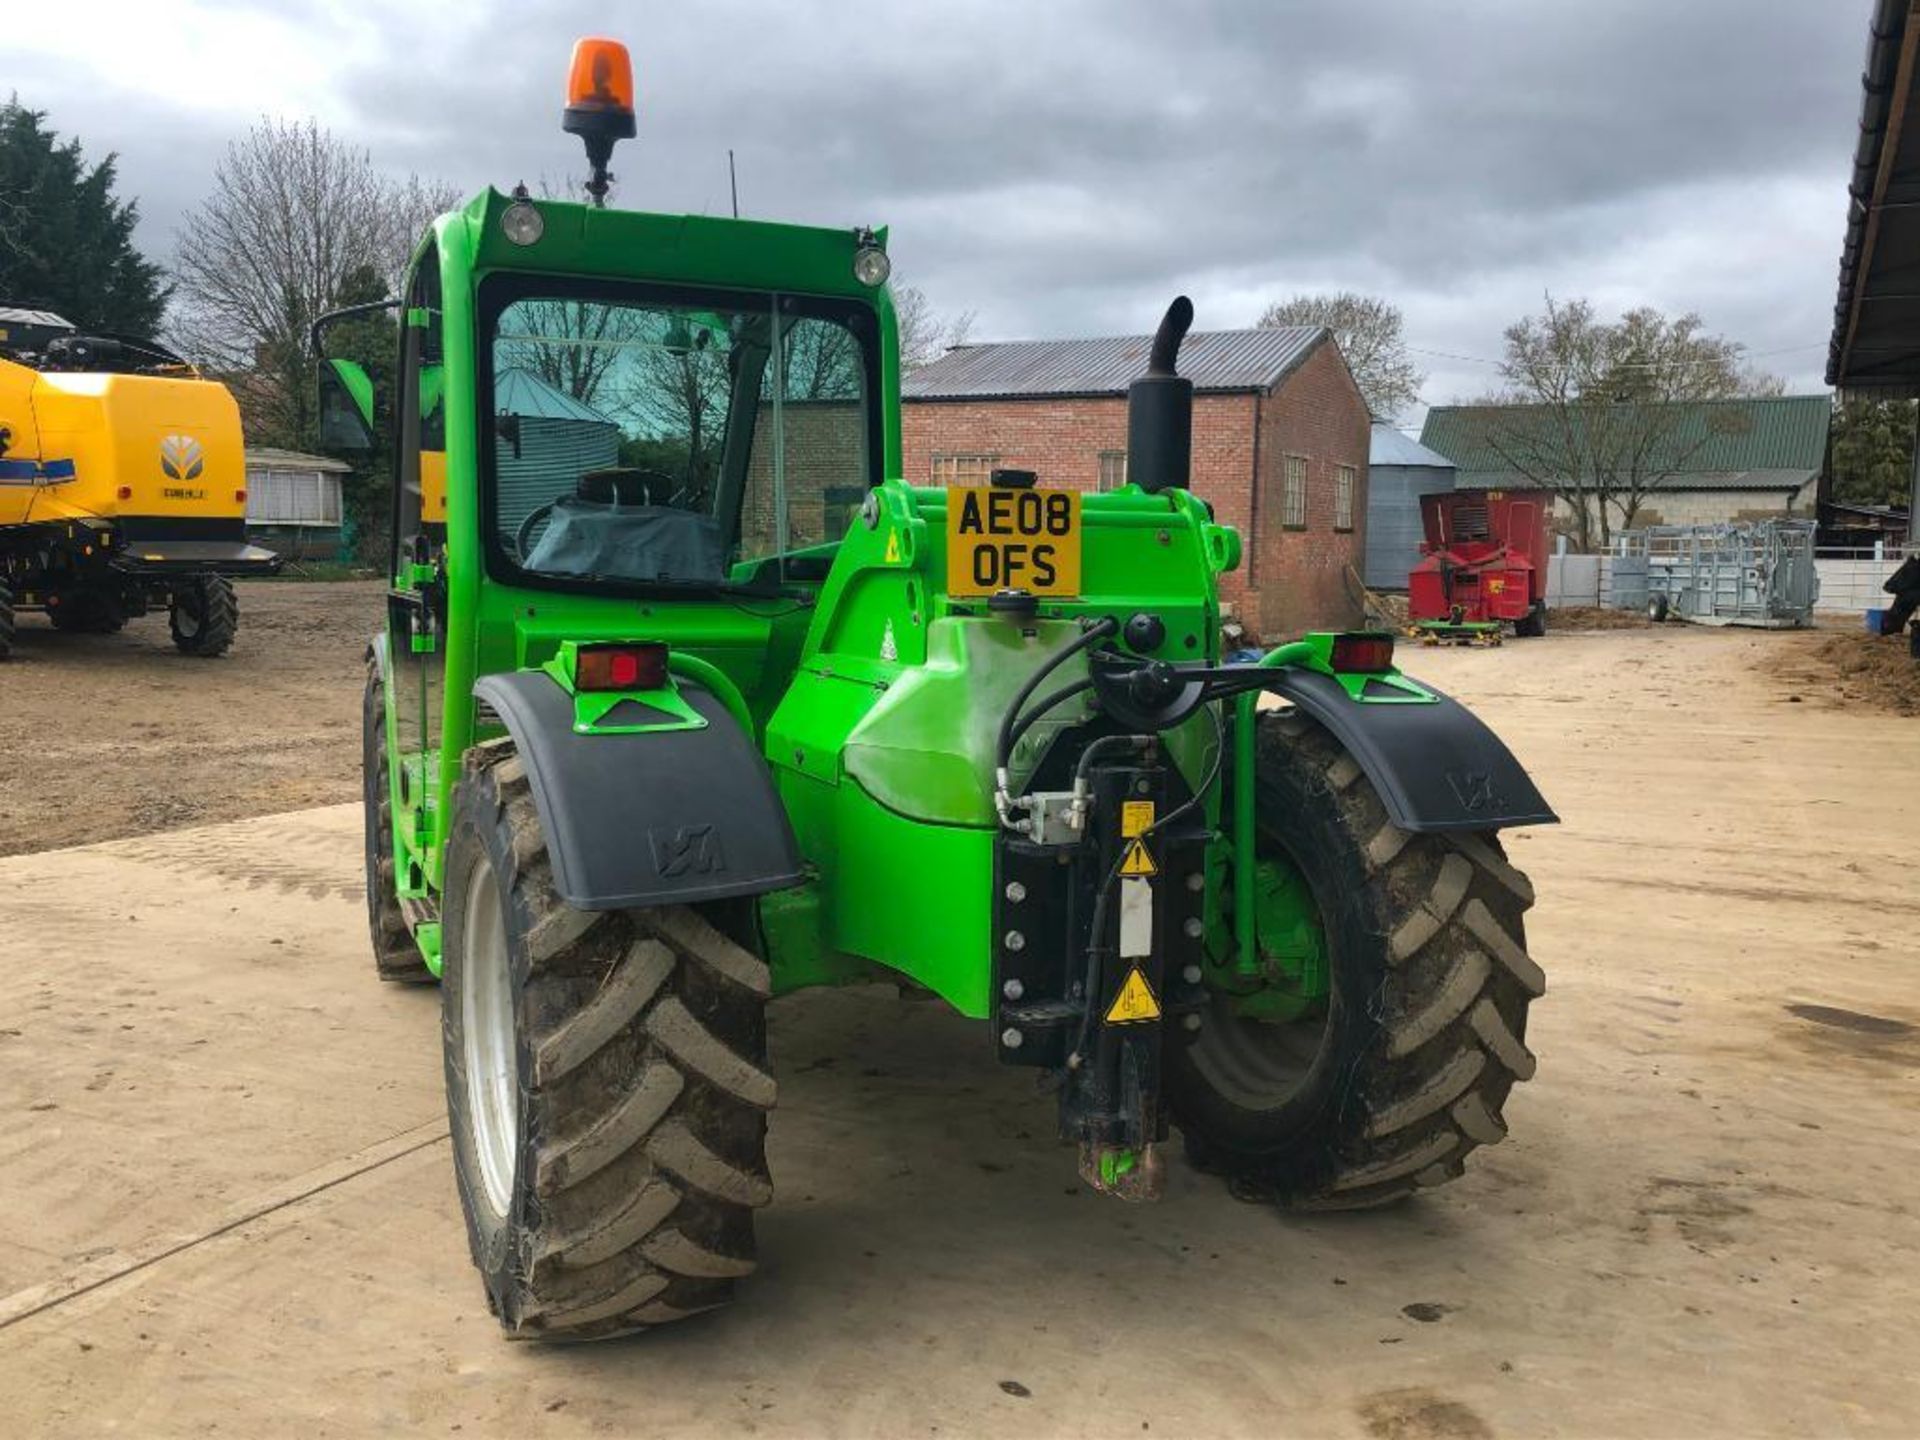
48 588 126 634
442 738 775 1342
0 582 13 660
363 655 434 983
170 575 238 656
1513 601 1547 638
1168 709 1543 1209
1647 593 1670 623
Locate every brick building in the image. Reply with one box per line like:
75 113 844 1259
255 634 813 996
903 326 1371 639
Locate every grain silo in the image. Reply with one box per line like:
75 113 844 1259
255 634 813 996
1364 421 1457 589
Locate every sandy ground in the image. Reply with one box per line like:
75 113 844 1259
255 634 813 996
0 581 384 856
1 622 1917 1438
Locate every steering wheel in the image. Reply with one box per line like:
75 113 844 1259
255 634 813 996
514 500 559 561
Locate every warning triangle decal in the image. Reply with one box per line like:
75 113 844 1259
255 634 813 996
884 529 902 563
1118 836 1157 877
1105 966 1161 1024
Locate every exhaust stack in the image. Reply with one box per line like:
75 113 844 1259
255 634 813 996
1127 296 1194 494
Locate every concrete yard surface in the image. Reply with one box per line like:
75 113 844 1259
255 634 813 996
1 625 1916 1438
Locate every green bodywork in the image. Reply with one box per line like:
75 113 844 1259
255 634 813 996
363 186 1423 1021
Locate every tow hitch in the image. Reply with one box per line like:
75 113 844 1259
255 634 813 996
993 735 1210 1203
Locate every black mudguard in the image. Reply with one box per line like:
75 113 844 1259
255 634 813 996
471 670 805 911
1265 670 1556 833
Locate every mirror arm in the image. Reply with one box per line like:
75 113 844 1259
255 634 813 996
311 297 400 356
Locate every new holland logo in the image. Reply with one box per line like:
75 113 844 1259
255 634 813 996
159 434 205 481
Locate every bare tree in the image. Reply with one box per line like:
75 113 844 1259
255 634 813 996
1258 291 1424 421
171 118 457 448
894 281 974 372
1479 296 1784 550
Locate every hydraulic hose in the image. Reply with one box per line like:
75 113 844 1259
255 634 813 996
994 615 1119 774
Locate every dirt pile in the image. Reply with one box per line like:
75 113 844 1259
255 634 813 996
1782 630 1920 717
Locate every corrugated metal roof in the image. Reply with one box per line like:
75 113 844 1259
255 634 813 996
903 326 1328 400
1369 422 1455 469
496 367 616 423
1421 395 1832 486
245 446 352 473
0 306 72 329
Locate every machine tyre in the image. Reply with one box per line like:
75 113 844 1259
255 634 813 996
442 738 774 1342
1169 708 1542 1210
1513 601 1547 638
49 588 126 634
1647 593 1670 623
170 575 238 656
363 656 435 983
0 582 13 660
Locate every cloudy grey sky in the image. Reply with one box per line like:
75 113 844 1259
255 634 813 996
7 0 1865 416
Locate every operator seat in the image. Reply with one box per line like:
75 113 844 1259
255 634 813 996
524 467 726 582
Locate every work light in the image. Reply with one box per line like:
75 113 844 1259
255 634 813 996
501 198 544 246
853 243 891 287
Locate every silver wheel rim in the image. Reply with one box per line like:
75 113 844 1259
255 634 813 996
461 855 518 1218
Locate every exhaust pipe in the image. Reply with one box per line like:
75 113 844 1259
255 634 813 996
1128 296 1194 494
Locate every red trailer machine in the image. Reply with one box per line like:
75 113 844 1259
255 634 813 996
1408 490 1551 641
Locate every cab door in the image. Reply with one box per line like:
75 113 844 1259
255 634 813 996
387 244 447 884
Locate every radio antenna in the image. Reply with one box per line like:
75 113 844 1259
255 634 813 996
728 149 740 218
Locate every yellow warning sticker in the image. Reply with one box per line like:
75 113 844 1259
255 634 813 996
884 529 902 563
1121 800 1155 837
1118 836 1158 877
1105 966 1161 1024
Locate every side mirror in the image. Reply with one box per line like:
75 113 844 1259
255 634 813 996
318 358 375 451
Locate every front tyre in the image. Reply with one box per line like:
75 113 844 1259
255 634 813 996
170 575 238 656
1168 709 1544 1209
442 739 775 1341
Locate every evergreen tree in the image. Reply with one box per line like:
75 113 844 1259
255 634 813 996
1829 395 1916 507
0 98 169 337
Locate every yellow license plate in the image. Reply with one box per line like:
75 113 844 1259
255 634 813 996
945 486 1082 597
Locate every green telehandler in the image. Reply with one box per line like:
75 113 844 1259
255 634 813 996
319 36 1554 1342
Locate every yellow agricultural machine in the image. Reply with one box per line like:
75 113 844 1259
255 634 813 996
0 306 279 659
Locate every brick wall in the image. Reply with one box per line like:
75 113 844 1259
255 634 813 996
1250 341 1372 639
741 400 868 556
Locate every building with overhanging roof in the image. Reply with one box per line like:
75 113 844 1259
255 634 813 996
1829 0 1920 532
903 326 1371 639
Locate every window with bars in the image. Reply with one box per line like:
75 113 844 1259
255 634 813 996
1097 450 1128 491
931 453 1000 484
1281 454 1309 529
1335 464 1355 532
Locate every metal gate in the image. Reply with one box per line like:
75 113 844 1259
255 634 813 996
1618 521 1819 628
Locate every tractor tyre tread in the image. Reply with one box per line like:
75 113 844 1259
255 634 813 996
445 745 771 1343
362 655 433 983
0 582 13 660
170 575 238 657
1170 709 1540 1212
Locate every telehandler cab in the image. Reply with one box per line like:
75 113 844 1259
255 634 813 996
323 37 1555 1342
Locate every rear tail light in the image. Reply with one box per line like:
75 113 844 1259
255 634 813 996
575 642 668 691
235 488 247 503
1329 632 1395 673
117 485 133 500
